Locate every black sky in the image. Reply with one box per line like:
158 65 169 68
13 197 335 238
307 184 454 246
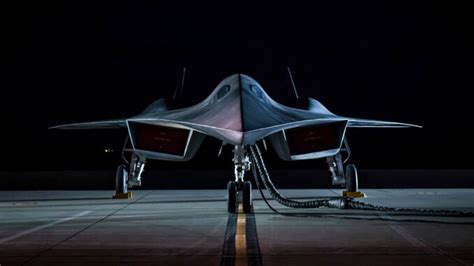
5 1 474 170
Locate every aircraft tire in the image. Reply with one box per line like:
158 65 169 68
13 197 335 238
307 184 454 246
116 165 129 194
345 164 358 192
227 181 237 213
243 181 253 214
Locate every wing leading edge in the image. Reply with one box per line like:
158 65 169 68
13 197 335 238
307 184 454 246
49 119 127 130
49 98 169 130
346 118 421 128
306 98 421 129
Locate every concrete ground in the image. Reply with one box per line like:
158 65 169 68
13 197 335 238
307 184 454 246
0 189 472 265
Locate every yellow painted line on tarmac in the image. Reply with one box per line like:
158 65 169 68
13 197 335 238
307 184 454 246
235 203 248 266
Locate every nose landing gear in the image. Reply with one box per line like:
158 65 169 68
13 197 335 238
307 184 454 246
227 146 253 214
227 181 237 213
227 180 253 213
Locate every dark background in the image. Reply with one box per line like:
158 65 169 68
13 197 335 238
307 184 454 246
5 1 473 172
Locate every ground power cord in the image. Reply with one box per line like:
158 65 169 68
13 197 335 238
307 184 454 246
248 144 472 218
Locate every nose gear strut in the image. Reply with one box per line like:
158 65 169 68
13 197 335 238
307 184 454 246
227 145 253 214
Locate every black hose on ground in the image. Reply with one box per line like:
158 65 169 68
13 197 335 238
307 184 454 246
249 145 346 209
249 144 473 217
346 200 473 217
250 157 282 214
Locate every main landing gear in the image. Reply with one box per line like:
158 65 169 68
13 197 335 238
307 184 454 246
112 164 132 199
113 151 147 199
227 146 253 214
326 139 366 198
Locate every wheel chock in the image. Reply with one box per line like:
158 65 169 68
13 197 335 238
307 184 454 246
343 191 367 198
112 192 133 199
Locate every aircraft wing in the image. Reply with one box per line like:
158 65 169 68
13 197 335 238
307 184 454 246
49 98 168 130
346 118 421 128
49 119 127 130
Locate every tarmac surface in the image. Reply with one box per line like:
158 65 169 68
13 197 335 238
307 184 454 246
0 189 473 265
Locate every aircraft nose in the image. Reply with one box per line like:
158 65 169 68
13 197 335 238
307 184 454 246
216 73 262 93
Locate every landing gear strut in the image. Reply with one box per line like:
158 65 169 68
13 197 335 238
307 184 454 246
128 154 146 188
227 146 253 213
113 137 145 199
326 138 366 198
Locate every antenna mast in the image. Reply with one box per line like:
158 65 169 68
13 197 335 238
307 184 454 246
287 66 299 100
173 67 186 99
